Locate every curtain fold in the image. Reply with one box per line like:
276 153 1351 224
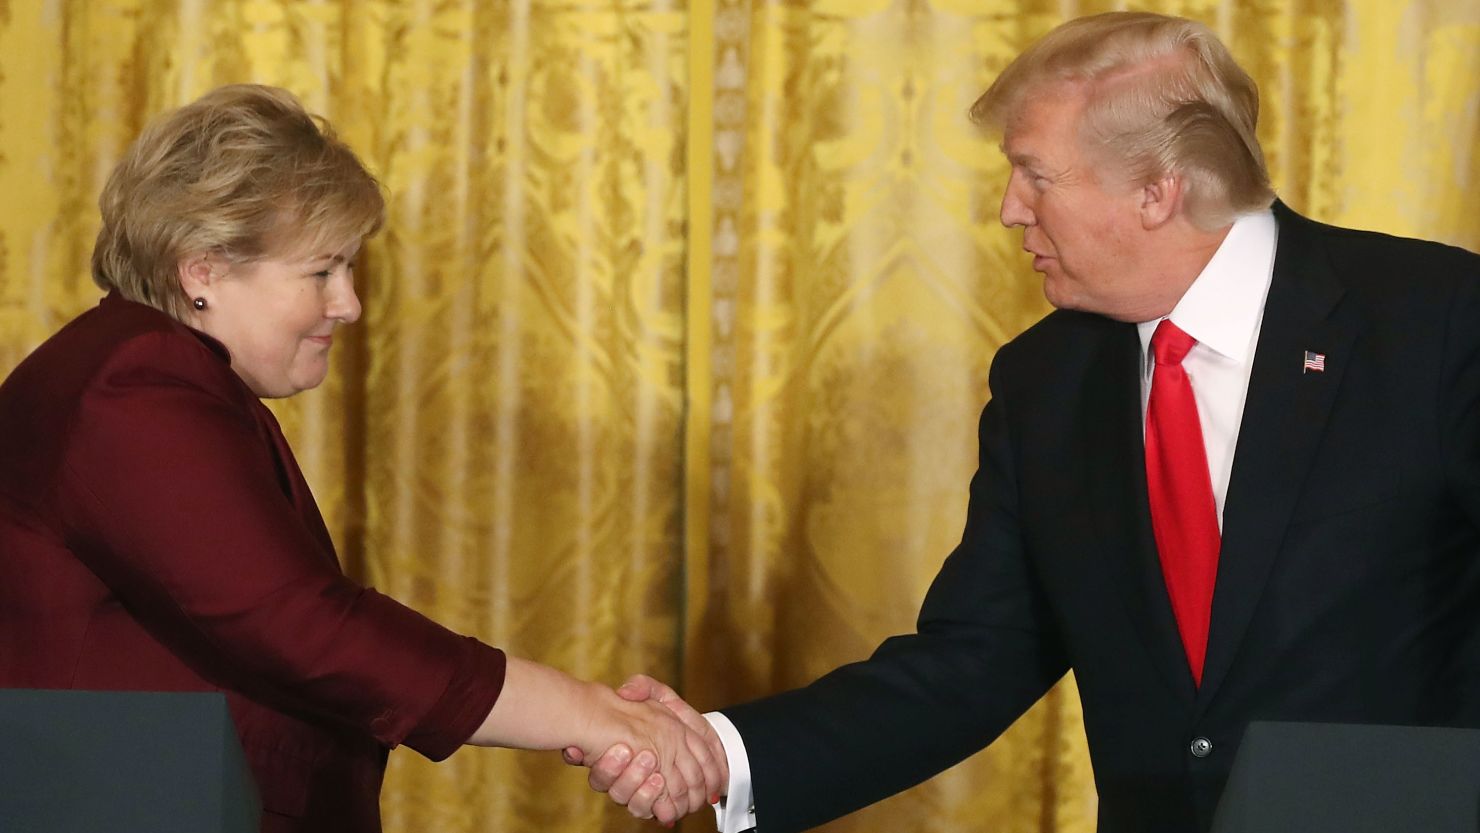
1 2 1475 832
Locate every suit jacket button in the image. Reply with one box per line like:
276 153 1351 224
1190 736 1213 758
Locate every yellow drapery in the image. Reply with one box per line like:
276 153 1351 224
0 2 1475 832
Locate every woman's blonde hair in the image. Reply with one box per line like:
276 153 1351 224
92 84 384 319
972 12 1274 230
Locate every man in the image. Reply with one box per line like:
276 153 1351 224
573 11 1480 832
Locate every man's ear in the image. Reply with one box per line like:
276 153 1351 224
1139 172 1184 230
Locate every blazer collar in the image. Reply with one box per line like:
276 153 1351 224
101 291 233 364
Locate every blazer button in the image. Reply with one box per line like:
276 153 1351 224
1189 736 1213 758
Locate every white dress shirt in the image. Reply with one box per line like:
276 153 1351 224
705 209 1280 832
705 711 757 831
1137 209 1277 527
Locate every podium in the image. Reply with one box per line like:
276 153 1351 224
1211 721 1480 833
0 689 260 833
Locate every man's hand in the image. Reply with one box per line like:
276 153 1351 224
564 675 729 822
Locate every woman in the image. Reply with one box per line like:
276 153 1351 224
0 84 720 831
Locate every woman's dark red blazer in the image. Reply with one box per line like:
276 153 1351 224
0 294 507 832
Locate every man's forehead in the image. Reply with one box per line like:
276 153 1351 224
998 118 1056 162
998 89 1085 155
997 140 1041 165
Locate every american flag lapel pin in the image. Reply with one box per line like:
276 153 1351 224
1303 350 1326 374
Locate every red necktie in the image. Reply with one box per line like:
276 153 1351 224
1144 319 1221 685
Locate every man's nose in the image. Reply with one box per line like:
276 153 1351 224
1000 178 1034 228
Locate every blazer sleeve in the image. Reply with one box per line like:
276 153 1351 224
50 330 504 760
720 341 1070 833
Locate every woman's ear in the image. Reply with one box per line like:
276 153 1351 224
177 253 219 309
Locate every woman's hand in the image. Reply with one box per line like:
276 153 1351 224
465 658 723 824
564 674 729 824
572 685 725 822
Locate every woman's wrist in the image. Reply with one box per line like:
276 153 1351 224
570 678 622 754
468 657 617 751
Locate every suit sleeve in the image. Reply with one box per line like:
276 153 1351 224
720 343 1070 833
52 331 504 760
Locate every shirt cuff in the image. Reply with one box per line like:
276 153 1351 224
704 711 757 833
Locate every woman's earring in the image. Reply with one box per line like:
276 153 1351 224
192 297 208 311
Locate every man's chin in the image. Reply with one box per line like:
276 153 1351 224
1040 275 1078 311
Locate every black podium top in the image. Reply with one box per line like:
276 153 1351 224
1212 721 1480 833
0 689 260 833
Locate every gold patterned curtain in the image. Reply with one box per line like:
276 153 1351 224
1 2 1476 833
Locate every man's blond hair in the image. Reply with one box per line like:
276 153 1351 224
92 84 384 319
972 12 1275 230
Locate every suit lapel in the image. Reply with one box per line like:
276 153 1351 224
1195 204 1364 709
1083 322 1198 702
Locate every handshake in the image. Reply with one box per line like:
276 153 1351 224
563 674 728 826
